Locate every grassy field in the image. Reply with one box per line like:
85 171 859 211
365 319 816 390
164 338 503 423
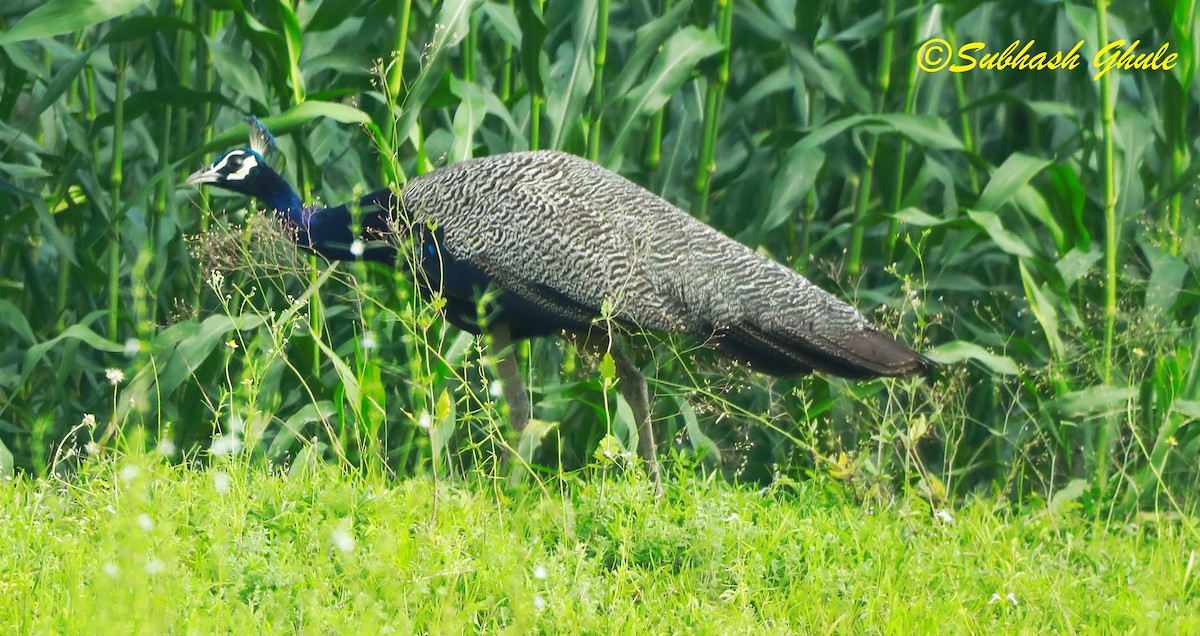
3 451 1196 633
3 0 1200 631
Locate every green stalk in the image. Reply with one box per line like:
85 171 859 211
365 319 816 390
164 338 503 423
55 239 69 330
166 2 192 325
294 156 323 379
693 0 733 221
382 0 413 178
416 121 428 174
698 89 719 184
309 271 324 377
799 190 816 258
108 44 128 340
64 64 101 330
847 0 895 276
194 8 219 311
500 0 516 105
1095 0 1119 490
846 144 877 277
523 0 547 150
587 0 610 162
386 0 413 100
356 281 386 472
945 26 978 192
153 0 188 323
1161 0 1191 257
886 0 922 260
176 0 194 142
141 101 171 333
644 0 670 170
648 110 664 172
530 96 543 150
463 12 478 83
0 49 20 296
1166 87 1184 256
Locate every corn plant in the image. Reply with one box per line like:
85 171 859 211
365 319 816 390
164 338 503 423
0 0 1197 516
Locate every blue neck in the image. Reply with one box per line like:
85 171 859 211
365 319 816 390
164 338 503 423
243 165 398 264
256 168 306 225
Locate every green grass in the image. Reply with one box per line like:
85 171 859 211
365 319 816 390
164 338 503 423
3 1 1200 629
3 451 1196 633
3 0 1200 512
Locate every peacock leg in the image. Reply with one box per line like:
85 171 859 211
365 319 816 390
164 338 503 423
608 340 663 497
569 330 663 496
489 323 531 434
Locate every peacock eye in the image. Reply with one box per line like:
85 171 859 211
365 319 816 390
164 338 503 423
227 154 244 169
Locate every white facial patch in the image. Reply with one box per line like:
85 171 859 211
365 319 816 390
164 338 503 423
228 155 257 181
210 150 258 182
226 152 258 181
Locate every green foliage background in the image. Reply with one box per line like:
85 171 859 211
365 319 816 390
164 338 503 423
1 0 1198 515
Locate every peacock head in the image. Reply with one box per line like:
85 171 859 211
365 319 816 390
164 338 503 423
185 117 279 197
186 117 302 213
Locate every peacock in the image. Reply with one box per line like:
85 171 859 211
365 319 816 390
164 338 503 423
187 119 932 493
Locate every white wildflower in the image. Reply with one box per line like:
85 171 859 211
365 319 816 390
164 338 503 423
532 565 547 580
350 239 365 257
935 509 954 524
118 464 140 483
124 338 141 357
1006 593 1018 606
489 380 503 399
211 433 243 457
156 438 176 457
331 527 355 553
362 331 377 351
533 594 546 611
137 513 154 531
81 413 97 429
102 562 121 579
417 411 432 430
144 558 165 576
105 368 125 385
213 471 231 494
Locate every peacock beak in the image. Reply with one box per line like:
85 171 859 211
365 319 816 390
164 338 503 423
185 165 220 186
